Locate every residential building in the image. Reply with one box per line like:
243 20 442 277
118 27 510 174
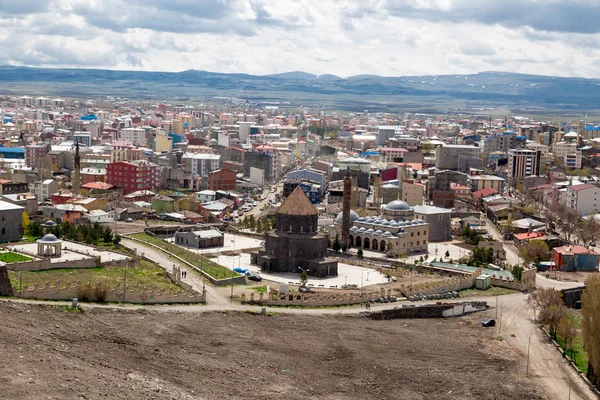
553 141 578 160
507 149 541 181
29 179 59 200
106 160 160 195
401 179 425 206
566 183 600 216
25 144 50 169
181 153 221 176
337 157 371 174
208 169 237 191
195 190 216 204
435 145 481 170
379 147 407 163
469 175 505 192
120 127 146 146
564 151 582 169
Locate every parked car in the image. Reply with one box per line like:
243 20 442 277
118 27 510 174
125 218 133 222
247 274 262 282
481 318 496 327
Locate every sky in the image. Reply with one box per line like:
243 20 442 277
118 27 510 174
1 0 599 78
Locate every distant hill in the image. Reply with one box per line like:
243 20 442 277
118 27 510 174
0 66 598 113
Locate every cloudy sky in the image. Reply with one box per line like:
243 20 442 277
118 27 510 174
1 0 598 77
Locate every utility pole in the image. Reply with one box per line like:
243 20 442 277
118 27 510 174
122 264 127 303
526 335 531 377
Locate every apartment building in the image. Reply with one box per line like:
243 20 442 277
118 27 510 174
507 149 541 181
435 145 481 170
565 151 582 169
566 183 600 216
553 141 578 160
181 153 221 177
401 179 425 206
106 160 160 194
120 127 147 146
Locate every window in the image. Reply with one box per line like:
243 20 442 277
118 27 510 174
411 232 414 237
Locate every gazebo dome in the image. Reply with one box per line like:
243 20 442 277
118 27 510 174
335 210 360 225
385 200 411 211
43 220 57 227
38 234 60 243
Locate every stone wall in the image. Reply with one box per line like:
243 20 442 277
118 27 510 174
241 288 396 307
16 281 205 304
400 269 481 297
0 266 13 297
369 301 487 320
6 256 101 271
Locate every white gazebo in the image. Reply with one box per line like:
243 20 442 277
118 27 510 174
36 234 62 257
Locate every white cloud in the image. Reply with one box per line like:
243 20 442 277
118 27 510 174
0 0 599 78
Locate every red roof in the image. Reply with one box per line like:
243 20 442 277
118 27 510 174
514 232 546 240
472 187 498 199
81 182 114 190
553 245 598 256
569 183 596 192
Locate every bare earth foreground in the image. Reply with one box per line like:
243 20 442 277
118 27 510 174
0 302 543 400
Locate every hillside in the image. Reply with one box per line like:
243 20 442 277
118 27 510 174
0 66 598 112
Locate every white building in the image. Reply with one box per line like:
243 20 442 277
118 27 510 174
553 141 578 160
337 157 371 174
120 128 146 146
29 179 59 201
566 183 600 216
182 153 221 176
195 190 216 203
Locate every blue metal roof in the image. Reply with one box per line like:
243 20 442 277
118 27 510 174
0 147 24 153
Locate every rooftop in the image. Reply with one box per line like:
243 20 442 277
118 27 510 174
277 186 318 216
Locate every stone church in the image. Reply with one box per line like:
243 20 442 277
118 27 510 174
251 186 338 278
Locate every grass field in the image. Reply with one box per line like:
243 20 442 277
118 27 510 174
460 286 517 297
556 312 588 374
8 260 180 293
0 252 33 263
129 233 239 280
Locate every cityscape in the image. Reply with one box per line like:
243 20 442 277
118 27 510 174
1 1 600 400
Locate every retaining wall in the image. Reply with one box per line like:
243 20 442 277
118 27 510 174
16 281 205 304
369 301 487 320
241 288 395 307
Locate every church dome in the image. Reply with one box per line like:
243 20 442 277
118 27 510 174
335 210 360 225
385 200 411 211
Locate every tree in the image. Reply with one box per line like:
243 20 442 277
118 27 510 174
22 212 30 234
558 313 577 358
299 269 308 287
29 220 43 238
513 265 523 281
576 217 600 247
112 234 121 246
528 288 567 339
556 205 579 242
357 248 363 258
519 240 550 266
332 234 341 253
445 250 450 258
582 274 600 386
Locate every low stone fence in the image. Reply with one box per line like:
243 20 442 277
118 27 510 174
5 256 101 271
242 287 397 307
121 236 246 286
400 270 481 297
369 301 488 320
15 280 205 304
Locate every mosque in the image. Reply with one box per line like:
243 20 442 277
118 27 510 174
333 200 429 256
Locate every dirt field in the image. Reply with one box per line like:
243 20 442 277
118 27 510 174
0 301 544 400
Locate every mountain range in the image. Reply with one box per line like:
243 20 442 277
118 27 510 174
0 66 598 113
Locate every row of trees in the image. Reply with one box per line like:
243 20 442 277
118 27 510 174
27 220 119 246
240 215 275 233
465 246 495 268
528 288 577 354
583 275 600 386
459 226 482 246
542 201 600 246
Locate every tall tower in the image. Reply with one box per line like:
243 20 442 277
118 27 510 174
73 141 81 196
341 168 352 249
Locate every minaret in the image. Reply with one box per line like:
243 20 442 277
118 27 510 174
341 168 352 249
73 141 81 196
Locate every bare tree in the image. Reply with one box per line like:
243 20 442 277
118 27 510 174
582 274 600 386
576 217 600 247
528 288 567 339
556 204 579 242
519 240 550 266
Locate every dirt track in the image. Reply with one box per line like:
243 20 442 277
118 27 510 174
1 302 543 400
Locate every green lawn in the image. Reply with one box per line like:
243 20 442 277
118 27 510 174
0 252 33 263
556 312 588 374
8 260 180 293
129 233 239 280
460 286 517 297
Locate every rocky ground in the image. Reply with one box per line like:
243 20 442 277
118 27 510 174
0 301 544 400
